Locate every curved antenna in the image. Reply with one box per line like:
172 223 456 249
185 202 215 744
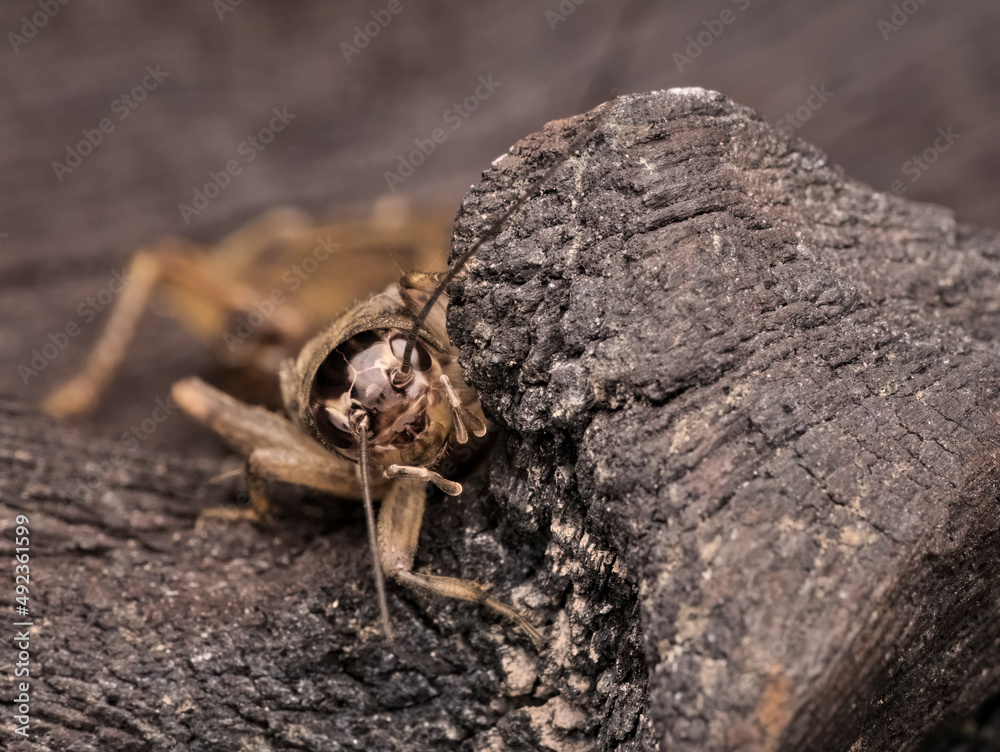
357 416 395 648
576 0 650 111
399 100 613 374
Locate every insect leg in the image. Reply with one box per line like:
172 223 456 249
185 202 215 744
173 377 314 455
377 478 545 649
43 214 313 417
173 377 375 525
438 373 487 442
208 207 312 262
201 445 361 528
42 248 164 417
384 464 462 496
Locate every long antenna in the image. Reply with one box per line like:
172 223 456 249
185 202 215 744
399 0 647 374
357 416 395 647
399 100 613 374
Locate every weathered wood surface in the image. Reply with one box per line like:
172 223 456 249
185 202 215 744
2 394 650 751
448 90 1000 751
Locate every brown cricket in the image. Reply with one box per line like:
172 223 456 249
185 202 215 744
44 102 610 652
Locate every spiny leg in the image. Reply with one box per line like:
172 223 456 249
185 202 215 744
398 270 491 442
194 454 274 531
195 447 350 529
438 373 487 442
376 476 545 649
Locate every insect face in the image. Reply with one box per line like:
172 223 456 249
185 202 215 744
307 328 452 468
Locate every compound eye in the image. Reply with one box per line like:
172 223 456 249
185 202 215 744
309 331 384 452
312 397 355 451
389 334 431 372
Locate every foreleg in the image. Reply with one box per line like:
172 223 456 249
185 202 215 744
377 479 544 648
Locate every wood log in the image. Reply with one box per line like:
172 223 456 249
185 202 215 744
448 89 1000 751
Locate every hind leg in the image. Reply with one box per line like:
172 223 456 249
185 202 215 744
42 210 312 417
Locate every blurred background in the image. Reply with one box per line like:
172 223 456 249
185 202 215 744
0 1 998 747
2 0 998 437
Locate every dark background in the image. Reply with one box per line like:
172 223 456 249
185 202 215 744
2 0 998 441
1 0 998 747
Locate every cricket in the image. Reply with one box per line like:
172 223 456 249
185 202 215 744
43 101 610 655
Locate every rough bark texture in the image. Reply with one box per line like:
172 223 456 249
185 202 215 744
4 88 1000 752
1 392 650 752
448 89 1000 751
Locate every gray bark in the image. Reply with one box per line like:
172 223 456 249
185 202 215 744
449 89 1000 752
1 391 650 752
